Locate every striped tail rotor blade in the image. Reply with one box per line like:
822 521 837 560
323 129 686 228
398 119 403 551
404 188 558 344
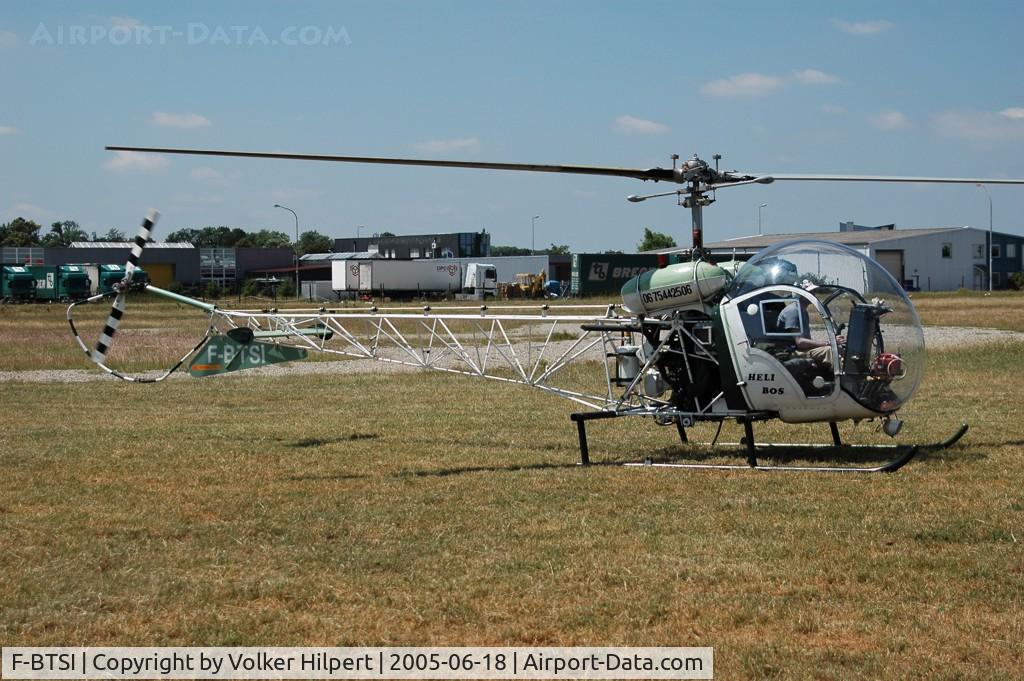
92 210 159 365
125 209 159 282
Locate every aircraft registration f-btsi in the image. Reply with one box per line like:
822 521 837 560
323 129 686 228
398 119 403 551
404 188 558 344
68 147 1024 472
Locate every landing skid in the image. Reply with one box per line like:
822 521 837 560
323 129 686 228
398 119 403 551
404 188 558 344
570 411 968 473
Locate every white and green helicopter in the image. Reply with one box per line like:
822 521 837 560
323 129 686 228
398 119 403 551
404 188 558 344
68 148 1024 472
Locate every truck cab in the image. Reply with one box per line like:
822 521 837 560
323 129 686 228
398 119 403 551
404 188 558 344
462 263 498 299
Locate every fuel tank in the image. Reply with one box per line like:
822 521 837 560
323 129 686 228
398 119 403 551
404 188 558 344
621 261 731 315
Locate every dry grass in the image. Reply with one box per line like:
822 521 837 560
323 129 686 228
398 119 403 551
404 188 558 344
2 298 1023 679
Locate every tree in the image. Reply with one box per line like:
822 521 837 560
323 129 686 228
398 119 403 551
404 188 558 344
248 229 292 248
491 245 532 256
542 243 570 255
296 230 333 256
163 226 293 247
637 227 676 252
39 220 88 247
277 277 295 297
99 227 127 242
380 231 396 237
165 228 201 244
0 217 43 246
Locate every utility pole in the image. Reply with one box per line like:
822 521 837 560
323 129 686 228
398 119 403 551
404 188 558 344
274 203 300 298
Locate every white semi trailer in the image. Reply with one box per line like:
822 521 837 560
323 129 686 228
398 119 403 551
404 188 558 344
331 259 498 298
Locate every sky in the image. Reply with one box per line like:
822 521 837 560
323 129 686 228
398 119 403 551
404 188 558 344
2 1 1024 252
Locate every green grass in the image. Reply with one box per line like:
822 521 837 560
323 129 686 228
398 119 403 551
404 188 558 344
2 302 1024 679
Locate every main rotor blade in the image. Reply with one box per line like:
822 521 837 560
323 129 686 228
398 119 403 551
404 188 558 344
105 146 678 182
765 174 1024 185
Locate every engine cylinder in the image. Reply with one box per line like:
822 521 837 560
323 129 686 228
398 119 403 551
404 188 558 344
620 261 730 314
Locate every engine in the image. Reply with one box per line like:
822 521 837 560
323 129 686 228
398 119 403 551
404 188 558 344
619 261 736 411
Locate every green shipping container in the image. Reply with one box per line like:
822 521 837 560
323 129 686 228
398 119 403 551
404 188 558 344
570 253 668 296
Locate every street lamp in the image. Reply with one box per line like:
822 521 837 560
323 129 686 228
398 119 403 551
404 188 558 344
274 203 300 298
976 184 993 292
758 203 767 236
531 215 540 254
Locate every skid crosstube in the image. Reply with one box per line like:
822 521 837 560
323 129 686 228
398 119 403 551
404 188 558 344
570 410 968 473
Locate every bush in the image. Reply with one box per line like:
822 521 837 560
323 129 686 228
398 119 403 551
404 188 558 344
241 278 261 297
205 281 222 299
1010 272 1024 291
277 278 295 297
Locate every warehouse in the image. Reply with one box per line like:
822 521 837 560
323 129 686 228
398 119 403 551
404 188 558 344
653 226 1024 291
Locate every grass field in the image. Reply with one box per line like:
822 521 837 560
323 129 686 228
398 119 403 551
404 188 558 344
1 293 1023 679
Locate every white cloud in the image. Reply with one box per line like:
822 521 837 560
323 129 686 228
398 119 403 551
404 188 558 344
0 125 21 135
702 73 784 97
414 137 482 155
831 19 893 35
933 110 1024 142
105 150 169 172
110 16 142 29
702 69 837 97
613 115 671 135
792 69 840 85
1 202 57 222
868 111 910 130
151 111 212 128
820 103 846 115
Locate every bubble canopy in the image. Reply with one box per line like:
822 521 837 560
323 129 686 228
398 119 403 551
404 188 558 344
726 240 925 412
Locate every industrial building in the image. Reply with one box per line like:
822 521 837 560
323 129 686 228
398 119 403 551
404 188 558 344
653 225 1024 291
332 231 490 259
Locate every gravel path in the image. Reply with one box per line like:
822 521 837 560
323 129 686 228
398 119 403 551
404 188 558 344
2 326 1022 384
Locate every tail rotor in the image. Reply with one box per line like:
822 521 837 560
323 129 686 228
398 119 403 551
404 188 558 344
92 209 158 365
67 209 214 382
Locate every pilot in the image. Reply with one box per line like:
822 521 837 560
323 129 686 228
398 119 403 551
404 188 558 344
776 280 842 372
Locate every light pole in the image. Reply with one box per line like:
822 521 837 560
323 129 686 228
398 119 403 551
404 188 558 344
976 184 993 292
758 203 767 236
274 203 300 298
531 215 540 254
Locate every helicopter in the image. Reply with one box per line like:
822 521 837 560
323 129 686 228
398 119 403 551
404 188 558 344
69 147 1024 473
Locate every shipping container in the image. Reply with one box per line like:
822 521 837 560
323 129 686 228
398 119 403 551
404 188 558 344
570 253 665 296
